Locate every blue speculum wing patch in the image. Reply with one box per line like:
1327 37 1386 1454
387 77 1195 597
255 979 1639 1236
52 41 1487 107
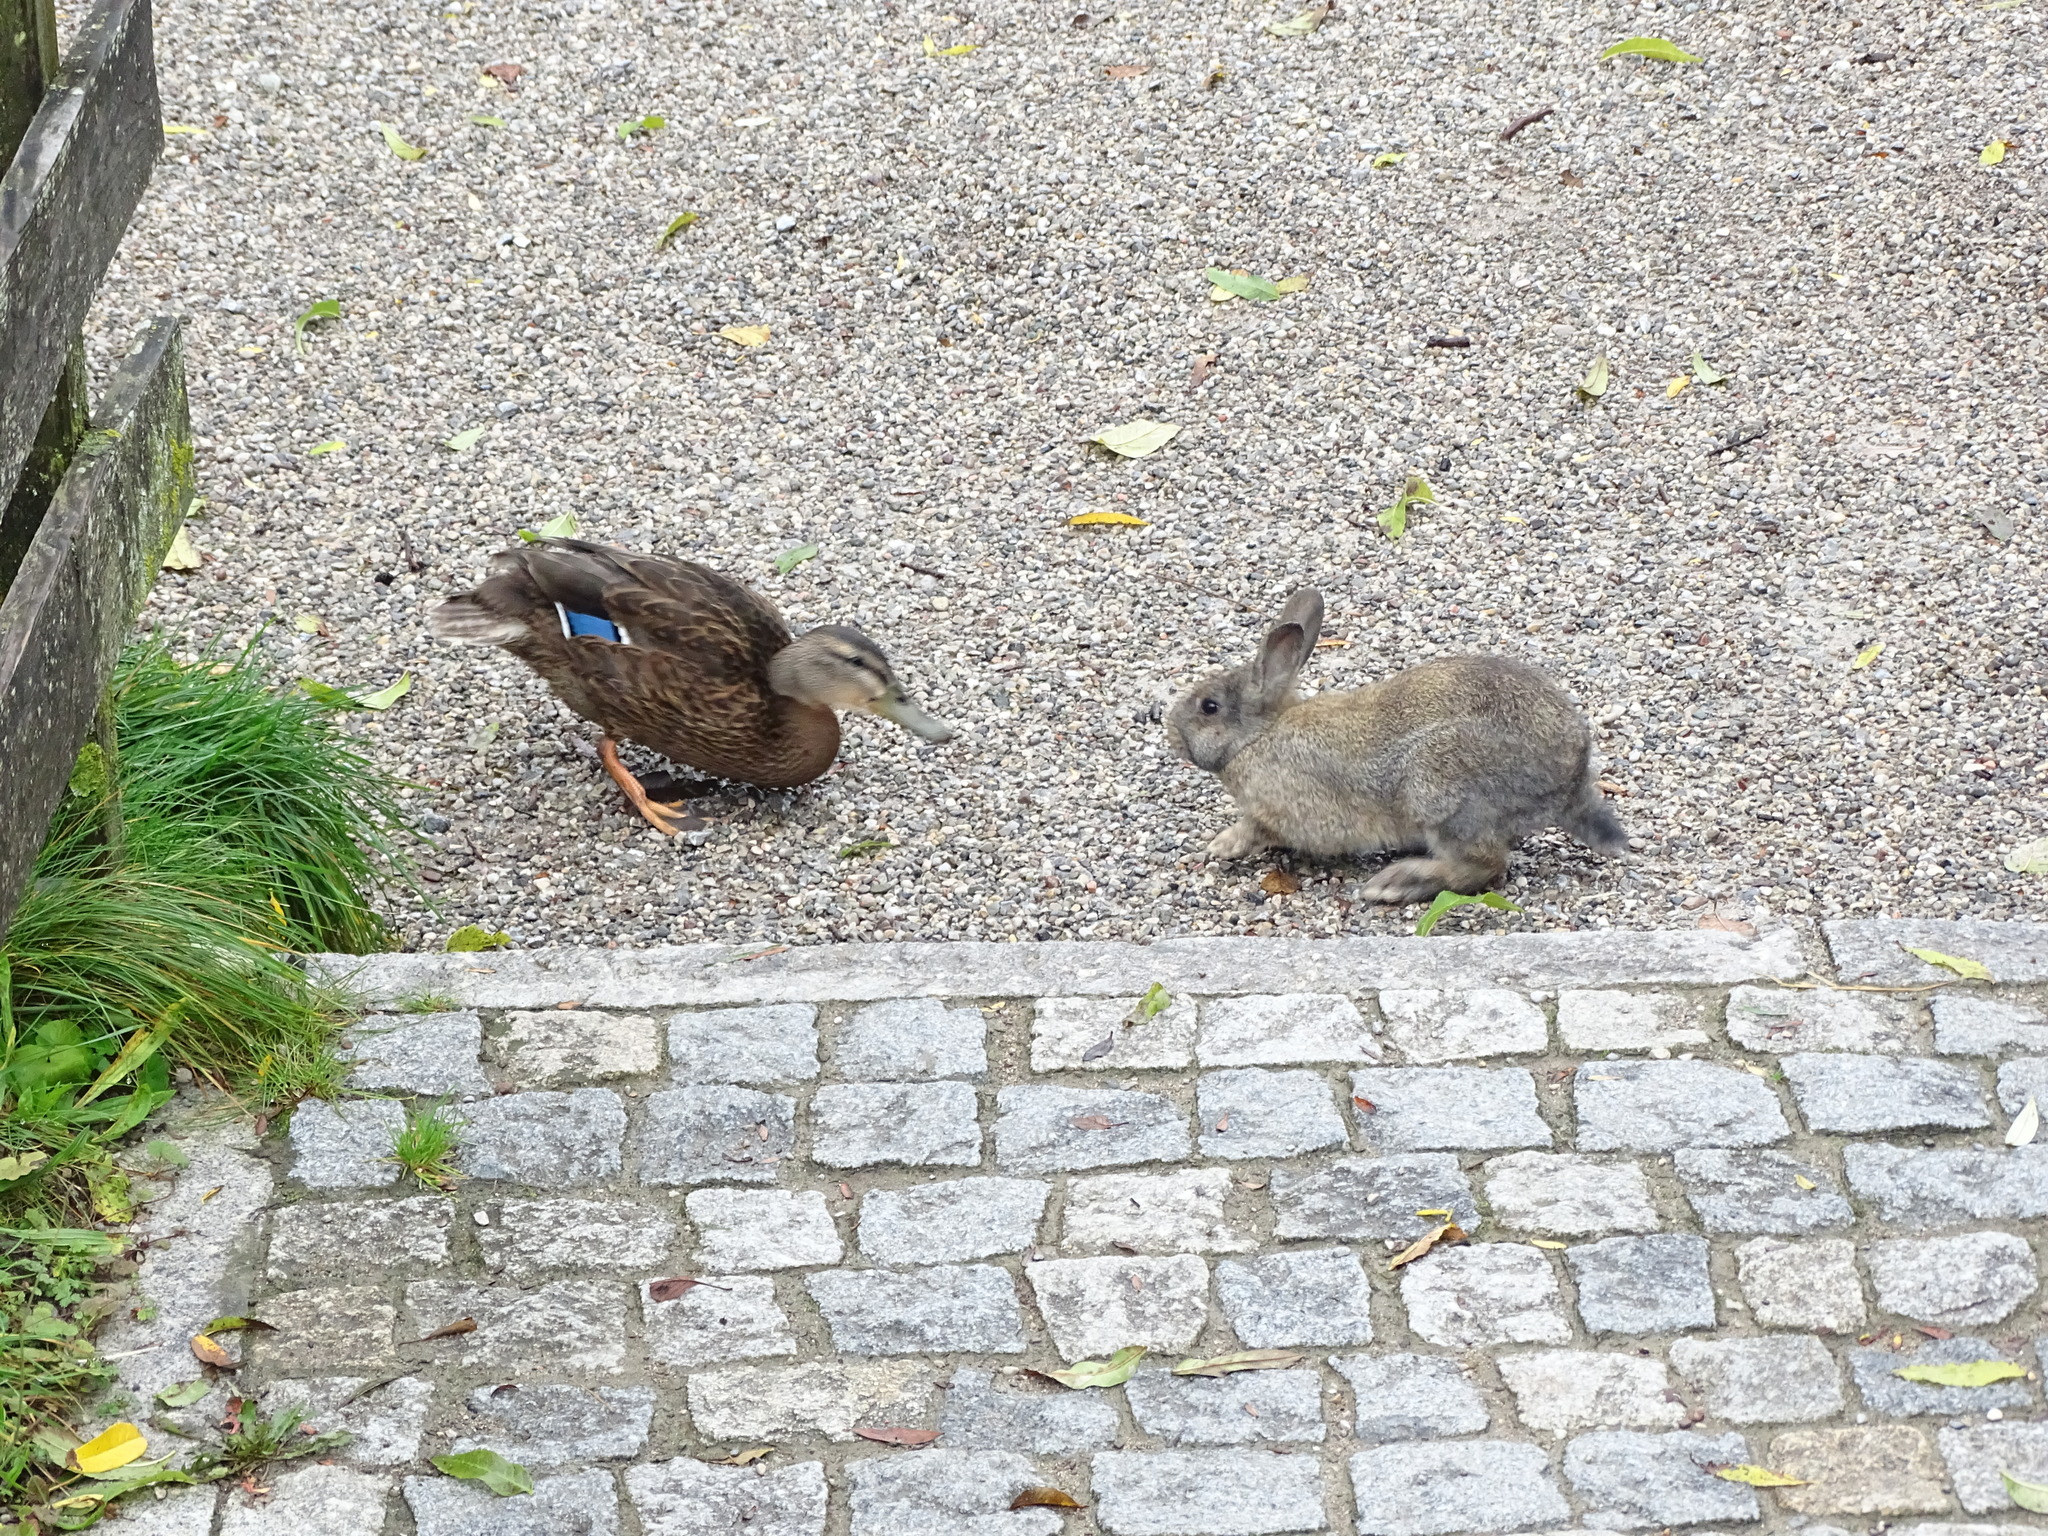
556 603 626 644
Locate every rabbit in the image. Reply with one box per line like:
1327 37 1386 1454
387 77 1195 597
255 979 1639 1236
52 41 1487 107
1163 587 1629 902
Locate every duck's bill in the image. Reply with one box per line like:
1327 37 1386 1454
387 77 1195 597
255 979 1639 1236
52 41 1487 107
869 690 955 743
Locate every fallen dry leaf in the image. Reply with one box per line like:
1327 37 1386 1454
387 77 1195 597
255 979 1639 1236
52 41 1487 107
482 62 524 88
719 325 771 347
2008 1096 2041 1148
715 1447 774 1466
1189 352 1218 389
1069 1114 1115 1130
190 1334 236 1368
415 1317 477 1342
1035 1345 1146 1389
649 1277 722 1302
854 1426 940 1447
1711 1464 1808 1487
1012 1487 1085 1510
1259 870 1301 896
1105 63 1148 78
1172 1349 1303 1377
1387 1221 1468 1270
1916 1324 1954 1341
1352 1095 1375 1113
1697 914 1757 937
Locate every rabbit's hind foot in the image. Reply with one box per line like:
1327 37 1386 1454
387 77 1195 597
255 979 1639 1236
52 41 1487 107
1359 851 1506 904
1207 818 1270 859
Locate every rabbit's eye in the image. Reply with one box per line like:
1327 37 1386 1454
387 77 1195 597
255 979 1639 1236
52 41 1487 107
1200 698 1219 716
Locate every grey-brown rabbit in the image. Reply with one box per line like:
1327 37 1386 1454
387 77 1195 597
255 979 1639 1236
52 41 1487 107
1164 588 1629 902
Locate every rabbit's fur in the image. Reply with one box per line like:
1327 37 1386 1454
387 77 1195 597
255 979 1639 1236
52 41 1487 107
1164 588 1629 903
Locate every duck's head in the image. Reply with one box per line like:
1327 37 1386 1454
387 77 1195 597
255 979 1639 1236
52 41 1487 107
768 625 955 742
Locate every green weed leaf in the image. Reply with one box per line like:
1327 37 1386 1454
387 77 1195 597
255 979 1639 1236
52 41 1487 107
293 299 340 355
1601 36 1702 62
1205 267 1280 302
1415 890 1525 937
432 1448 533 1497
657 211 700 250
774 543 821 576
373 121 427 160
444 426 488 452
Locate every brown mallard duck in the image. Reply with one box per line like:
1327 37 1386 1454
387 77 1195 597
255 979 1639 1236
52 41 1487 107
428 537 953 834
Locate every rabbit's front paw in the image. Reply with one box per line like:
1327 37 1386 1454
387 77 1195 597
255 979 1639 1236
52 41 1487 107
1207 819 1268 860
1360 857 1468 904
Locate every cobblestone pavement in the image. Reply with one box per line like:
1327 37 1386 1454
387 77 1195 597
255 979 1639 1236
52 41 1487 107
102 918 2048 1534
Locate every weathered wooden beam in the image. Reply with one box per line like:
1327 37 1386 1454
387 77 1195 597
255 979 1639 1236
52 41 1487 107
0 0 158 517
0 0 63 167
0 316 191 938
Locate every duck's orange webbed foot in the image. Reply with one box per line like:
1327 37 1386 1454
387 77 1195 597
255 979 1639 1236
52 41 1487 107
598 736 688 836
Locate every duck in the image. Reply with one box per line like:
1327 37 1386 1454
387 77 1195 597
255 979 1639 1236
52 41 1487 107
428 537 954 834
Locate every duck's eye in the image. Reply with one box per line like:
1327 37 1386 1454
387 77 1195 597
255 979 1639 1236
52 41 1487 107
1200 698 1219 716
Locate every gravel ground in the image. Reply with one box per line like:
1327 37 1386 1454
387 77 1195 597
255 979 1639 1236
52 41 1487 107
76 0 2047 949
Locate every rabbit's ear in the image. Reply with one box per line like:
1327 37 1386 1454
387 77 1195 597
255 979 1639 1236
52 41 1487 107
1252 617 1314 705
1274 587 1324 649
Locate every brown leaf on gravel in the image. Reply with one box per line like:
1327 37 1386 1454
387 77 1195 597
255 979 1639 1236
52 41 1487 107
715 1447 774 1466
1387 1221 1468 1270
416 1317 477 1342
1260 870 1300 896
190 1334 236 1369
1105 64 1148 78
1560 169 1585 187
1697 914 1757 937
1069 1114 1115 1130
649 1277 721 1302
482 62 524 88
1189 352 1218 389
1013 1487 1085 1509
1916 1324 1954 1340
854 1426 940 1447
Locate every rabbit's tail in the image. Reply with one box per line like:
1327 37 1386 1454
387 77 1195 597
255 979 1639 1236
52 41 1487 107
1565 791 1631 857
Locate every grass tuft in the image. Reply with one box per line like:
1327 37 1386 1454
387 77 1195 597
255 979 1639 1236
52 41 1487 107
388 1101 465 1190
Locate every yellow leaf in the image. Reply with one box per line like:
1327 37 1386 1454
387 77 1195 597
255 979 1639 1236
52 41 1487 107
1666 376 1690 398
162 123 208 136
719 325 771 347
1069 511 1151 526
1090 419 1181 458
161 526 203 572
307 440 346 456
293 613 324 634
1273 274 1311 294
1852 641 1883 669
1370 150 1406 169
1896 1360 2028 1387
1388 1221 1468 1269
190 1333 234 1367
72 1423 147 1475
1981 139 2009 166
1713 1465 1807 1487
1903 946 1993 981
1793 1173 1817 1190
373 121 428 161
1530 1238 1568 1249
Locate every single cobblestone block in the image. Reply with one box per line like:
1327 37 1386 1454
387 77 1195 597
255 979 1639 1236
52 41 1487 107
668 1004 819 1084
1575 1061 1790 1151
1198 992 1377 1067
1845 1143 2048 1226
340 1011 491 1098
637 1086 796 1185
941 1365 1119 1452
1782 1053 1989 1133
1482 1152 1659 1236
1735 1237 1866 1333
478 1197 676 1284
1934 995 2048 1056
686 1359 935 1442
248 1286 394 1371
1400 1244 1572 1347
848 1449 1064 1536
111 1486 216 1535
1197 1068 1346 1160
1849 1336 2035 1418
643 1273 794 1366
1939 1421 2048 1512
994 1085 1189 1174
1727 985 1916 1053
404 1279 626 1370
1673 1148 1854 1233
1350 1067 1550 1153
1669 1335 1844 1422
219 1464 392 1535
1063 1168 1249 1254
458 1088 626 1186
1030 994 1197 1071
1567 1235 1715 1335
262 1376 431 1467
498 1009 660 1085
1215 1248 1375 1348
1376 989 1547 1063
1096 1449 1326 1536
808 1264 1027 1354
1867 1232 2039 1327
626 1459 824 1536
860 1178 1048 1264
1350 1440 1568 1536
1557 990 1710 1052
1772 1426 1952 1516
1027 1253 1209 1360
811 1081 981 1168
1335 1353 1488 1441
1996 1058 2048 1119
288 1099 406 1188
405 1469 617 1536
1496 1351 1682 1434
453 1383 654 1467
837 997 988 1079
1563 1430 1758 1529
1125 1368 1325 1445
626 1458 827 1536
687 1188 843 1270
1273 1155 1478 1241
267 1196 450 1283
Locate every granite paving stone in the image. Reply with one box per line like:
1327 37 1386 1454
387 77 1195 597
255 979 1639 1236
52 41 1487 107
403 1279 627 1370
835 996 988 1079
1673 1148 1855 1233
452 1383 655 1467
806 1264 1027 1354
1567 1235 1717 1335
457 1088 626 1186
339 1011 492 1098
1575 1060 1791 1150
637 1086 796 1185
116 1488 218 1536
1334 1353 1489 1441
1216 1248 1376 1348
1272 1155 1479 1240
404 1468 619 1536
846 1449 1063 1536
247 1286 395 1371
1350 1067 1550 1152
1726 985 1916 1053
1939 1421 2048 1513
477 1197 676 1284
1029 994 1197 1071
686 1188 844 1270
1995 1057 2048 1117
1771 1426 1953 1516
810 1080 982 1167
1782 1053 1990 1133
1848 1335 2036 1418
1734 1237 1867 1333
1197 992 1377 1067
1375 989 1548 1063
1496 1350 1684 1434
1349 1441 1569 1536
994 1085 1189 1173
939 1365 1120 1452
1933 995 2048 1056
1061 1168 1249 1254
1563 1430 1760 1529
1845 1143 2048 1226
1399 1244 1573 1348
625 1458 828 1536
1556 990 1711 1052
1866 1232 2040 1327
1125 1367 1326 1445
1026 1254 1210 1360
287 1098 407 1188
642 1274 795 1367
859 1177 1049 1263
1196 1068 1347 1160
261 1376 432 1467
497 1009 661 1084
266 1196 451 1283
686 1360 936 1443
1481 1151 1660 1236
219 1465 393 1536
1669 1335 1846 1422
667 1004 819 1084
1095 1449 1327 1536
